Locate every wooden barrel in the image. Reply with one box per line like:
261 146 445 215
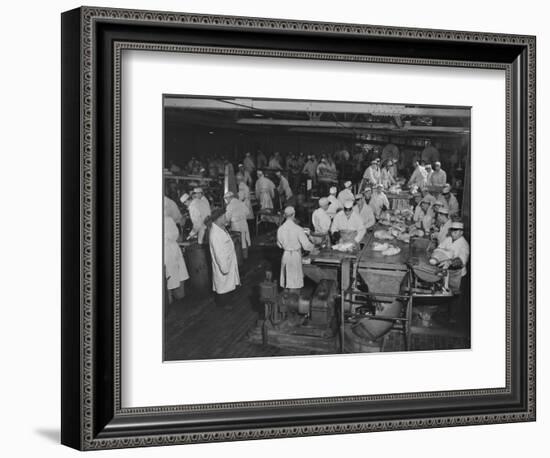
230 231 243 267
183 243 211 295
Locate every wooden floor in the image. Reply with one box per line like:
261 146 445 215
164 231 470 361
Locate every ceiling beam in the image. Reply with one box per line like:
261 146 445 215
165 97 471 117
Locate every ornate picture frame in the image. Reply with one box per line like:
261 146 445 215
61 6 536 450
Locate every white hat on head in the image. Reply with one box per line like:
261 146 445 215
193 187 203 194
179 193 190 204
224 191 234 199
284 206 295 217
450 221 464 230
257 170 264 176
437 207 449 215
363 186 372 193
238 163 243 167
370 159 377 164
434 161 441 166
442 184 451 194
319 197 329 207
433 200 445 207
329 186 337 195
344 181 352 188
375 183 384 189
343 200 354 209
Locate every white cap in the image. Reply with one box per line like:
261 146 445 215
224 191 234 199
284 206 295 217
450 221 464 230
442 184 451 194
319 197 329 207
370 159 377 164
329 186 337 195
437 207 449 215
179 193 190 204
434 161 441 166
363 186 372 193
257 170 264 176
238 163 243 167
375 183 384 189
343 200 354 209
193 187 203 194
344 181 352 188
433 200 445 207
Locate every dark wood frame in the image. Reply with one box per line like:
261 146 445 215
61 6 536 450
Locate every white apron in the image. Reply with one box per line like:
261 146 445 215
209 223 241 294
164 217 189 290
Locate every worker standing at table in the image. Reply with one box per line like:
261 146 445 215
312 197 332 234
237 164 252 187
255 170 276 210
353 193 375 230
432 207 452 245
380 160 396 188
326 186 342 219
277 206 314 292
429 161 447 186
193 187 211 220
413 198 433 232
206 208 241 308
337 181 354 206
362 159 381 186
440 184 460 217
275 170 294 207
224 191 251 260
438 221 470 323
331 200 366 245
369 184 390 218
408 160 428 188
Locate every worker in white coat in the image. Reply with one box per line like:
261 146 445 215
440 184 460 217
369 184 390 218
413 198 433 232
326 186 342 219
275 170 294 207
224 191 251 260
182 191 209 244
331 200 366 244
207 208 241 308
380 160 397 188
255 170 276 210
438 221 470 323
408 160 428 188
164 195 184 225
193 187 211 220
337 181 354 206
362 159 381 186
432 207 452 246
428 161 447 186
277 206 314 291
353 193 375 230
164 215 189 303
311 197 332 234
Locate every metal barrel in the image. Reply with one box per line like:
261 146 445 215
183 243 212 295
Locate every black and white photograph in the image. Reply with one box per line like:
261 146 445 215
163 95 471 361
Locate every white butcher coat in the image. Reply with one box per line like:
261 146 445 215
277 219 313 289
209 223 241 294
439 235 469 275
311 208 332 233
278 175 293 201
441 193 460 217
369 192 390 218
326 195 342 218
238 182 254 219
164 196 183 225
225 198 251 249
255 176 276 210
337 188 355 206
363 165 381 185
331 211 366 243
164 216 189 289
408 166 428 188
354 202 376 229
188 199 208 243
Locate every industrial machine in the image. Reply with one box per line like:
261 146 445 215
248 271 339 354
